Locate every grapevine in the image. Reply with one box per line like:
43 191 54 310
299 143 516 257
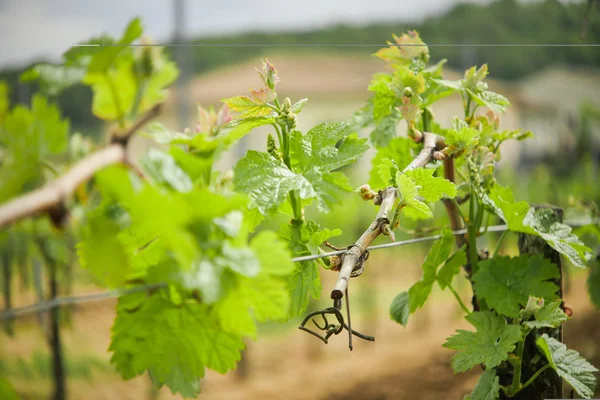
0 19 598 400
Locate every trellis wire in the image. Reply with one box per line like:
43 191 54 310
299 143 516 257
1 219 596 321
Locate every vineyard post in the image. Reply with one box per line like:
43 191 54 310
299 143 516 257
36 237 66 400
1 249 12 335
501 205 564 400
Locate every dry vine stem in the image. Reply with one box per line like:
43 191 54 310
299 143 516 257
330 131 446 300
0 104 162 229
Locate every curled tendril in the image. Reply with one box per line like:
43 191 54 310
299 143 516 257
298 306 374 346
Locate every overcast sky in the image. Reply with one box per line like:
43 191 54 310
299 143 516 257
0 0 495 69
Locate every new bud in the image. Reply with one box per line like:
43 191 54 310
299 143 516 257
524 296 544 314
283 97 292 110
356 184 377 201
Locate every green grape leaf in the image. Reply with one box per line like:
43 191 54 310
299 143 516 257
446 121 480 155
422 230 454 280
244 208 265 233
215 241 260 278
408 280 434 313
240 275 289 322
291 122 368 174
524 300 568 329
438 246 467 290
0 95 70 201
110 294 244 397
522 208 592 269
20 63 85 96
469 90 510 114
308 228 342 255
392 66 426 95
485 184 530 229
1 94 69 155
177 116 275 158
370 113 399 148
140 148 193 192
142 122 189 144
588 261 600 309
389 291 410 326
433 78 462 91
374 31 429 64
214 211 243 238
221 95 272 118
290 98 308 114
407 231 454 312
250 231 295 276
233 150 315 215
288 260 321 317
288 122 368 212
492 129 533 144
136 56 179 115
536 334 598 398
279 221 322 317
87 18 142 74
169 146 213 183
462 64 489 93
215 275 289 339
405 168 457 202
423 74 459 106
376 157 400 187
83 61 136 121
368 74 396 121
397 173 433 219
466 368 500 400
77 210 132 287
487 185 592 269
443 311 522 373
473 255 560 318
369 136 418 189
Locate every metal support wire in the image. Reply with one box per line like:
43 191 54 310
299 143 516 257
0 219 596 321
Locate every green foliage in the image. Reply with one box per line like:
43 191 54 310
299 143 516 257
289 122 368 212
391 232 468 327
389 291 409 326
465 368 500 400
279 220 338 317
110 294 244 397
234 151 315 215
405 168 457 202
0 377 20 400
0 94 70 202
487 185 592 268
473 255 560 318
394 169 456 221
437 246 467 290
2 21 598 400
536 334 598 398
445 118 480 156
407 230 454 312
523 300 568 329
369 136 418 189
443 311 522 373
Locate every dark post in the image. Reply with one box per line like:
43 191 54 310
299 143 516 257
500 205 564 400
37 239 66 400
48 257 66 400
